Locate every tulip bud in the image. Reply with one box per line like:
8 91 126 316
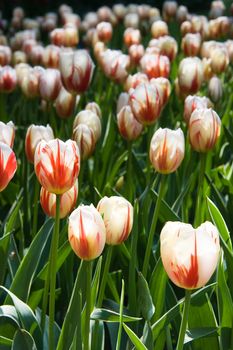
97 196 133 245
62 25 79 47
150 77 171 106
117 92 129 113
182 33 202 56
40 180 78 219
113 4 127 20
68 204 106 260
150 128 185 174
129 82 162 125
123 27 141 47
162 1 178 22
124 13 139 29
73 124 95 160
176 5 188 23
20 68 40 98
178 57 203 94
210 48 229 74
0 121 15 148
189 108 221 152
128 44 145 66
12 50 27 65
117 105 143 141
100 49 130 83
85 102 102 119
0 141 17 192
157 35 178 61
0 66 17 93
25 124 54 163
160 221 220 289
59 49 95 95
180 21 193 37
96 21 112 43
39 68 61 101
183 95 211 124
73 110 101 143
208 76 223 103
43 45 60 68
140 53 170 79
202 57 214 81
29 45 45 65
0 46 12 66
151 20 168 38
55 86 76 119
124 73 149 92
34 139 80 194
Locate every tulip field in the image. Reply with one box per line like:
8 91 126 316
0 1 233 349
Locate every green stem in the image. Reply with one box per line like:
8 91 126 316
32 178 40 238
194 153 206 227
84 260 92 350
142 175 166 278
176 290 192 350
49 194 61 350
116 280 125 350
146 126 154 185
126 142 133 202
97 245 113 307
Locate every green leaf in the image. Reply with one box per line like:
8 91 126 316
150 258 167 323
9 219 54 302
12 329 37 350
0 232 12 285
184 327 219 344
91 257 102 311
91 308 141 323
0 336 12 350
0 305 20 329
3 195 23 235
137 272 155 321
123 323 147 350
151 189 180 222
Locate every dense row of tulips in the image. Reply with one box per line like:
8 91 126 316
0 1 232 350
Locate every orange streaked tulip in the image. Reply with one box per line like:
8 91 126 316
0 141 17 192
117 105 143 141
73 124 95 160
73 110 101 143
183 95 211 124
140 53 170 79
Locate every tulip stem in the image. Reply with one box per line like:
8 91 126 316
142 175 166 278
84 260 92 350
176 290 192 350
49 194 61 350
32 178 40 237
97 245 113 307
194 153 206 227
126 142 133 202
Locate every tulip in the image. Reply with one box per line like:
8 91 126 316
96 21 112 43
0 46 12 66
162 1 178 21
140 53 170 79
0 141 17 192
124 13 139 29
12 50 27 65
100 49 130 83
97 196 133 245
117 105 143 141
113 4 126 20
29 45 44 65
50 28 65 46
63 24 79 47
128 44 145 66
85 102 102 119
43 45 60 68
40 180 78 219
183 95 211 124
129 82 162 125
55 86 76 119
25 124 54 163
150 77 171 106
73 110 101 143
117 92 129 113
151 20 168 38
124 73 149 92
0 121 15 148
68 204 106 260
0 66 17 93
123 28 141 47
210 47 229 74
20 68 40 98
176 5 188 23
150 128 185 174
189 108 221 152
34 138 80 194
157 35 178 62
39 68 61 101
180 21 193 37
73 124 96 160
59 49 95 95
178 57 203 95
202 58 214 81
208 76 223 103
182 33 202 56
160 221 220 289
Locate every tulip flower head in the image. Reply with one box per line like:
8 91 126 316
85 102 102 119
0 141 17 192
0 121 15 148
117 105 143 141
178 57 203 95
183 95 211 124
150 128 185 174
189 108 221 152
160 221 220 289
68 204 106 260
40 180 78 219
55 86 76 119
73 110 101 143
97 196 133 245
73 124 95 160
96 21 112 43
151 20 168 38
140 53 170 79
0 66 17 93
34 138 80 194
39 68 61 101
208 76 223 103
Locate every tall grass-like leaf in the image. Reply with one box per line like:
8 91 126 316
150 258 167 324
0 335 12 349
184 327 219 344
91 308 141 322
151 189 180 222
12 329 37 350
123 323 147 350
0 233 11 285
137 272 155 321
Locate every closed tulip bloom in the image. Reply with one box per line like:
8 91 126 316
73 124 95 160
25 124 54 163
59 49 95 95
113 4 126 20
123 28 141 47
50 28 65 46
117 92 129 113
162 1 178 21
85 102 102 119
63 24 79 47
208 76 223 103
210 48 229 74
140 53 170 79
183 95 211 123
157 36 178 61
100 49 130 83
189 108 221 152
0 142 17 192
97 196 133 245
39 68 61 101
150 77 171 106
117 105 143 141
151 20 168 38
124 13 139 29
35 139 80 194
0 46 12 66
12 50 27 65
68 204 106 260
40 180 78 219
176 5 188 23
178 57 203 94
55 86 76 119
128 44 145 66
182 33 202 56
30 45 45 66
96 21 112 43
160 221 220 289
43 45 60 68
0 121 15 148
0 66 17 93
124 72 149 92
129 82 161 125
202 57 214 81
150 128 185 174
73 110 101 143
21 68 40 98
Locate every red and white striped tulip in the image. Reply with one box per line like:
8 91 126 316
183 95 211 124
140 53 170 79
73 110 101 143
117 105 143 141
0 121 15 148
85 102 102 119
151 20 168 38
97 196 133 245
0 66 17 93
96 21 112 43
39 68 61 101
178 57 203 95
124 73 149 92
68 204 106 260
55 86 76 119
73 124 95 160
0 142 17 192
160 221 220 289
182 33 202 57
123 27 141 47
